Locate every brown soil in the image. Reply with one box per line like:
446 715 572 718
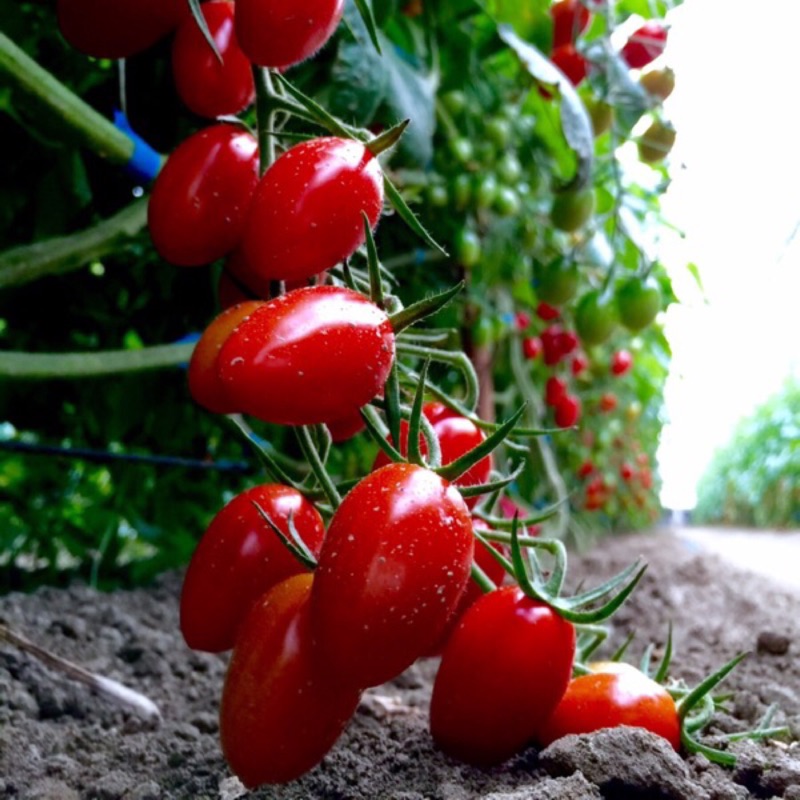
1 528 799 800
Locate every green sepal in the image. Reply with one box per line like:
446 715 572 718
188 0 222 63
407 358 431 467
252 502 318 570
384 177 448 255
352 0 382 55
457 462 525 499
389 282 464 334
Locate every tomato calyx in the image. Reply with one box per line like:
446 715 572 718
252 502 320 571
474 515 646 625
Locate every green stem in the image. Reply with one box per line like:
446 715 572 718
0 31 135 165
0 199 148 289
253 66 277 173
295 426 341 509
0 343 195 379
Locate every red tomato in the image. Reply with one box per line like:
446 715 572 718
571 353 589 376
241 137 384 285
541 325 565 366
188 301 263 414
599 391 618 413
430 587 576 765
426 519 508 655
235 0 344 69
148 124 259 266
554 393 582 427
57 0 189 59
311 463 474 688
172 1 255 119
180 484 325 652
325 409 367 443
551 0 591 48
372 403 492 508
620 462 635 481
217 286 395 426
558 329 580 357
545 376 567 407
611 349 633 376
536 301 561 321
577 459 595 478
620 22 668 69
537 663 681 750
551 43 588 86
522 336 543 360
515 310 532 331
220 575 361 787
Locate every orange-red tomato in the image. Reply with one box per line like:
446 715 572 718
219 575 361 787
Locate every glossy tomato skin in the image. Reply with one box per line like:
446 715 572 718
430 587 576 766
235 0 345 69
554 393 582 428
217 286 395 426
311 463 475 688
551 0 591 48
188 301 263 414
241 137 384 285
180 484 325 652
57 0 189 59
371 403 492 508
220 575 361 787
148 124 259 266
551 43 588 87
172 1 255 119
537 663 681 750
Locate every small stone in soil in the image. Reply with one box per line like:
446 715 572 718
757 631 791 655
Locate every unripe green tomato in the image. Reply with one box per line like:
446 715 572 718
574 289 619 345
451 174 473 211
640 67 675 101
494 186 521 217
638 120 676 164
616 275 662 331
454 227 482 267
485 117 513 149
537 258 580 305
472 316 494 347
550 187 595 232
441 89 467 116
475 174 499 210
450 137 475 163
427 183 449 208
587 99 613 137
497 153 523 184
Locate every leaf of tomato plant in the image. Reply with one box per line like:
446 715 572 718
485 0 551 49
499 25 593 190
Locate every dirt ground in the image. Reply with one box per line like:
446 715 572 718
2 526 800 800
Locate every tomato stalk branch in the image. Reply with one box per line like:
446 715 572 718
0 31 140 167
295 425 342 509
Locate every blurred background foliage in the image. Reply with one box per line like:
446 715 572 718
694 379 800 529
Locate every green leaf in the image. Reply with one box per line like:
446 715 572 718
499 25 594 189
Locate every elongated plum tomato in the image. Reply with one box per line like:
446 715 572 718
220 575 362 787
620 21 668 69
536 662 681 750
180 484 325 652
148 124 259 266
217 286 395 426
172 1 255 118
188 301 262 414
57 0 189 59
311 463 474 689
372 402 492 508
234 0 345 69
240 137 384 285
430 586 576 766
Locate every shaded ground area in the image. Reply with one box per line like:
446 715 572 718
1 528 799 799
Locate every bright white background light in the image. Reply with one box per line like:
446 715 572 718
653 0 800 510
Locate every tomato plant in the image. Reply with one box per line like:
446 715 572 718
550 187 595 232
617 276 662 332
430 587 576 766
240 137 384 285
56 0 189 58
180 484 325 652
148 124 260 266
219 574 362 787
235 0 345 69
574 289 619 346
310 462 474 688
216 286 395 426
171 1 255 119
537 662 681 750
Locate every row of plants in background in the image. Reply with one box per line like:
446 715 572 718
695 377 800 529
0 1 680 581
